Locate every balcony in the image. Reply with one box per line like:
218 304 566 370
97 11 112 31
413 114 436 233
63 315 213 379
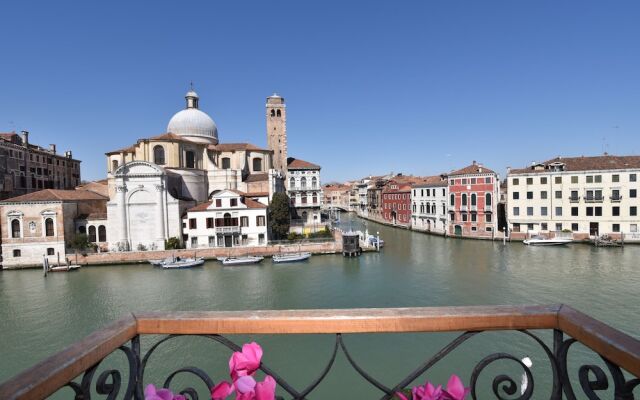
569 196 580 203
584 195 604 203
1 305 638 399
215 226 240 234
610 195 623 202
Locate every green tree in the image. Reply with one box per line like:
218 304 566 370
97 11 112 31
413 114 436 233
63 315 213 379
269 192 291 240
165 237 182 250
67 234 92 253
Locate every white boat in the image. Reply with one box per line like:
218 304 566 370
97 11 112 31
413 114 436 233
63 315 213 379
48 265 82 272
367 235 385 248
161 257 205 269
272 252 312 263
221 256 264 266
523 235 572 246
150 257 175 267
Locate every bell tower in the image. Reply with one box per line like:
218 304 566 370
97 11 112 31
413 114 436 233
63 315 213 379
266 93 287 174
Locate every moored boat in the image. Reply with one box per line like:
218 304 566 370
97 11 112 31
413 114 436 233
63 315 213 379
366 235 384 248
221 256 264 266
161 257 205 269
272 252 312 263
48 265 82 272
523 235 572 246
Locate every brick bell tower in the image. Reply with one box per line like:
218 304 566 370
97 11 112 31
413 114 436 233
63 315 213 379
266 93 287 174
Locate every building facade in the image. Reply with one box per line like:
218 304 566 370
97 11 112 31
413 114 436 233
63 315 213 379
0 189 108 267
381 180 413 227
448 162 500 238
182 189 268 248
411 176 449 235
507 155 640 240
105 89 285 251
287 157 322 225
0 131 81 200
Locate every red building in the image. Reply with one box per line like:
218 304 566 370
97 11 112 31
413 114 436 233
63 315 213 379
381 177 424 226
448 161 500 238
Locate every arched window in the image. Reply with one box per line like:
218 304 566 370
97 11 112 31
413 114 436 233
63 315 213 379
300 177 307 189
276 109 281 117
289 177 295 189
301 193 308 204
450 194 455 206
45 218 54 237
11 219 20 238
185 151 195 168
312 194 317 204
153 145 165 165
78 225 86 235
221 157 231 169
486 193 492 207
270 109 275 117
252 158 262 172
311 177 317 189
462 194 468 206
111 160 119 172
223 213 232 226
471 193 477 206
88 226 97 243
98 225 106 242
302 211 308 221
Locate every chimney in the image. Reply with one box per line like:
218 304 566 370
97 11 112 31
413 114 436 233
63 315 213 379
20 130 29 146
472 160 477 165
507 166 511 173
65 150 72 159
49 144 56 154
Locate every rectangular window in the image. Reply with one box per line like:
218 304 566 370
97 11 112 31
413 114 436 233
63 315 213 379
555 207 562 216
571 223 579 232
571 207 579 216
471 213 477 222
631 206 638 217
513 192 520 200
631 224 638 233
526 178 533 185
527 207 533 216
595 175 602 183
595 207 602 217
612 224 620 233
209 236 215 246
470 178 476 184
555 191 562 199
485 177 491 184
486 214 492 222
612 207 620 217
527 223 534 230
215 199 222 207
189 218 197 229
230 198 238 207
256 216 266 226
258 233 265 244
191 237 198 247
587 207 594 216
571 176 578 184
586 175 593 183
612 174 620 183
47 248 55 256
512 178 519 185
630 189 637 198
541 223 548 231
540 177 548 184
462 179 467 185
555 176 562 184
513 207 520 216
540 191 547 199
206 218 214 229
240 216 249 227
462 213 468 222
631 174 637 182
541 207 548 216
556 223 562 231
526 191 533 199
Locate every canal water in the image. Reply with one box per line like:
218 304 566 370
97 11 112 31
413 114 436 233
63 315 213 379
1 214 638 398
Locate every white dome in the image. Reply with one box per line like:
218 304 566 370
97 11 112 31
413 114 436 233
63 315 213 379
167 90 218 144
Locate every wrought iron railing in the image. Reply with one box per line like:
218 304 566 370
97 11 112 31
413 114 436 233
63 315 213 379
0 305 639 399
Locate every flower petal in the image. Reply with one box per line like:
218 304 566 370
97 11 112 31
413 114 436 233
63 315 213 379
234 375 257 394
255 375 276 400
211 381 234 400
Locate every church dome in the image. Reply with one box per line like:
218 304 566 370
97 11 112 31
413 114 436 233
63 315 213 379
167 90 218 144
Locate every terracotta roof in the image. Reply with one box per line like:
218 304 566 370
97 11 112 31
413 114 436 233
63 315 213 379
105 145 137 155
244 197 267 209
449 162 496 176
287 157 321 170
245 191 269 197
244 173 269 182
323 184 351 192
509 155 640 175
146 132 200 142
209 143 270 152
412 175 448 188
186 196 267 212
0 132 19 140
1 189 108 203
187 201 212 212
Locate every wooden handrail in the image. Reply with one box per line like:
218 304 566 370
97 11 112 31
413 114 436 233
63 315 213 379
1 304 639 400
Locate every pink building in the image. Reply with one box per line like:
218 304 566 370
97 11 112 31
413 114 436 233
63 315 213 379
448 161 500 238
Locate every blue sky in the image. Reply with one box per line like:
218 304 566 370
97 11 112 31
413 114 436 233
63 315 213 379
1 1 639 183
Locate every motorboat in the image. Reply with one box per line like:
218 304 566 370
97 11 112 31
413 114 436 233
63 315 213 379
367 235 385 248
48 265 82 272
523 235 572 246
149 257 175 267
161 257 205 269
221 256 264 266
272 252 312 263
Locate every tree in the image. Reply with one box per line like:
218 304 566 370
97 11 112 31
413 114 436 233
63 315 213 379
165 237 182 250
67 234 93 253
269 192 291 240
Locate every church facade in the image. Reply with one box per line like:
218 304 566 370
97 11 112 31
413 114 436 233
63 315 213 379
105 90 286 251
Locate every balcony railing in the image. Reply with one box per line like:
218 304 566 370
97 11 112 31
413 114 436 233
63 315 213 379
610 195 623 202
569 196 580 203
1 305 639 399
215 226 241 234
584 195 604 203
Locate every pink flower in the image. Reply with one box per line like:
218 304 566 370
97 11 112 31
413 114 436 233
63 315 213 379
211 381 234 400
229 342 263 380
254 376 276 400
412 382 443 400
144 384 186 400
442 375 470 400
394 392 410 400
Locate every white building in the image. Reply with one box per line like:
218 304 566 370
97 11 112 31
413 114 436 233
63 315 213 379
507 155 640 240
105 90 285 251
411 176 449 235
287 157 322 226
182 189 268 248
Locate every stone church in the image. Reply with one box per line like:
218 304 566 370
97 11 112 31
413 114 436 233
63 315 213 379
105 90 287 251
